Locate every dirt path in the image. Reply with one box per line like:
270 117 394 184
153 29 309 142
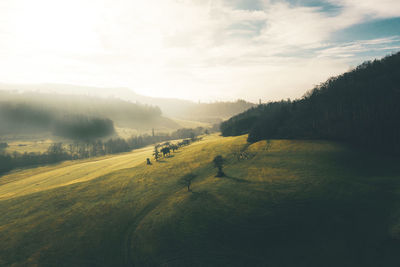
122 198 166 267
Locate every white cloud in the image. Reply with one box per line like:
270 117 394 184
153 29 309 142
329 0 400 19
317 37 400 58
0 0 399 102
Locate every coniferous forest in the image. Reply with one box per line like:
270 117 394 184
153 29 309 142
221 52 400 154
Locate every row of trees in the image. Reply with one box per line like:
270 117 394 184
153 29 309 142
0 127 210 176
0 143 71 175
221 52 400 154
152 138 199 162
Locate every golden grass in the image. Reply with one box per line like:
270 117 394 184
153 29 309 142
0 146 153 200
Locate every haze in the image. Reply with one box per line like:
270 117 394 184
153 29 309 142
0 0 400 102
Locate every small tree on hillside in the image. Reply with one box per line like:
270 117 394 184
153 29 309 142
179 173 197 192
170 144 179 152
153 145 160 161
213 155 225 177
161 146 170 157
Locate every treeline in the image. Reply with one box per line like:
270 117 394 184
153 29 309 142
152 136 200 162
0 127 210 176
221 51 400 154
0 91 166 135
0 102 115 140
53 115 115 140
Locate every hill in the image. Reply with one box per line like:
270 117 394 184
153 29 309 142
1 134 400 266
0 83 255 123
179 99 255 123
0 90 179 139
221 51 400 154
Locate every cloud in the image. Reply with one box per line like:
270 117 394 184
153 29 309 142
0 0 399 101
317 37 400 58
328 0 400 19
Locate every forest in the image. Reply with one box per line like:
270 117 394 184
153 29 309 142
221 52 400 154
0 91 166 135
0 102 115 139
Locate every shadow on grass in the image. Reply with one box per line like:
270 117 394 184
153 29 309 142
189 190 222 202
223 175 251 183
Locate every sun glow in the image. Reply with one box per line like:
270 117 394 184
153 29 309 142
1 0 399 101
11 0 102 54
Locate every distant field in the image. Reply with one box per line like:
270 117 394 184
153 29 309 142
4 140 53 154
114 127 140 139
1 134 400 266
171 118 211 129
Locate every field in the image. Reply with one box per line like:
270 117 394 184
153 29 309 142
1 134 400 266
3 140 54 154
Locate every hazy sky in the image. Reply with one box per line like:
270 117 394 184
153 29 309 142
1 0 400 102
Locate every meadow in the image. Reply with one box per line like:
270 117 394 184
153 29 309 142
1 134 400 266
3 140 54 154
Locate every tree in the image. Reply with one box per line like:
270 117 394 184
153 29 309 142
153 145 160 161
160 146 170 157
170 144 179 152
213 155 225 177
179 173 197 192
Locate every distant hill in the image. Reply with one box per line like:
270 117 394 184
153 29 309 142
180 100 256 123
0 83 255 122
0 91 179 139
221 51 400 154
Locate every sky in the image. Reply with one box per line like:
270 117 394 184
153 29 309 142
0 0 400 102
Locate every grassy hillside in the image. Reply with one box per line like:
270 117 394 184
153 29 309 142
1 135 400 266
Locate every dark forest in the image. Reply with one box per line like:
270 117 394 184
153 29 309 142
221 52 400 154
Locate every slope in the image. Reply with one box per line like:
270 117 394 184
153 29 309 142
1 134 400 266
0 146 153 200
221 51 400 154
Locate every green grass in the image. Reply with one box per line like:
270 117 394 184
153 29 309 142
4 140 53 154
1 134 400 266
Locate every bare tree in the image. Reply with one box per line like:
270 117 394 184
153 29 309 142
179 173 197 192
